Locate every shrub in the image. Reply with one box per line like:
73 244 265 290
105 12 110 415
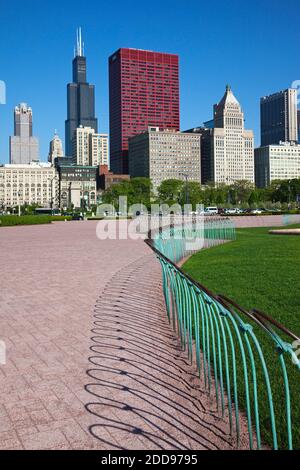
50 216 72 222
0 215 52 227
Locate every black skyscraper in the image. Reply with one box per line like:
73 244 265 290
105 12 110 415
65 28 98 156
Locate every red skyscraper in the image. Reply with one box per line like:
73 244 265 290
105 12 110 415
109 48 180 174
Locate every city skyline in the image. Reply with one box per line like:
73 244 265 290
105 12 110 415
0 0 299 163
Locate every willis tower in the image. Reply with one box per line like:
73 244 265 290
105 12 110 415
65 28 98 156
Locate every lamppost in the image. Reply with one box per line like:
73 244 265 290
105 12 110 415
68 182 72 211
48 176 56 213
226 177 231 205
288 179 292 211
17 190 21 217
180 173 189 208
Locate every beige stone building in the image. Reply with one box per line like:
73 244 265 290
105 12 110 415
0 162 58 209
90 133 109 167
48 132 64 164
72 126 109 167
128 127 201 190
187 86 254 185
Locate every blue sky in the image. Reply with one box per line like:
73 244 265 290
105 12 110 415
0 0 299 163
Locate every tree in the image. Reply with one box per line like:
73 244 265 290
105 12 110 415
178 181 203 209
127 178 153 208
248 191 259 208
201 182 217 206
266 179 300 204
101 178 153 212
157 179 184 206
215 184 229 205
231 180 255 205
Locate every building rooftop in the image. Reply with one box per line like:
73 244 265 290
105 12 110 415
261 88 295 100
2 161 53 169
217 85 240 107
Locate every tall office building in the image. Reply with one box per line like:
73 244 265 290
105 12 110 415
65 28 98 156
255 142 300 188
109 48 180 174
186 86 254 184
260 89 298 146
298 109 300 144
9 103 39 164
48 132 64 164
129 127 201 191
72 126 108 167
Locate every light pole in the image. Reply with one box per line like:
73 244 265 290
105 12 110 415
17 191 21 217
180 173 189 208
48 177 56 213
68 182 72 212
226 177 231 205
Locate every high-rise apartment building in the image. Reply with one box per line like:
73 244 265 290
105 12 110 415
48 132 64 164
186 86 254 184
255 142 300 188
90 133 109 167
72 126 108 167
65 28 98 156
9 103 39 164
109 48 180 174
128 127 201 191
260 89 298 146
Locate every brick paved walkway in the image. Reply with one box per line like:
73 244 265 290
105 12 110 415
0 221 250 450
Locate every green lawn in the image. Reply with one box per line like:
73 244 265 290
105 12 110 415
182 225 300 449
183 225 300 336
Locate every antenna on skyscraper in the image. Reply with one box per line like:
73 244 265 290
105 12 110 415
75 27 84 57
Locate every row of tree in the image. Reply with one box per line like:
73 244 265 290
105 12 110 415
101 178 300 210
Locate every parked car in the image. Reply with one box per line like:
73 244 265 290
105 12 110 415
72 214 84 221
251 209 263 214
204 206 218 215
225 208 238 215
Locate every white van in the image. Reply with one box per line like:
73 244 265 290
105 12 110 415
205 206 218 215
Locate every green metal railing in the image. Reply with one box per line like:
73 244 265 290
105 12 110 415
146 220 300 450
153 216 236 263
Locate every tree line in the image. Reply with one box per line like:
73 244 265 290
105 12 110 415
101 178 300 210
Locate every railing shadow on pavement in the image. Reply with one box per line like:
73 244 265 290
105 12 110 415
85 256 243 450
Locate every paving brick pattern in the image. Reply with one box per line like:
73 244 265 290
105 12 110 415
0 221 250 450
